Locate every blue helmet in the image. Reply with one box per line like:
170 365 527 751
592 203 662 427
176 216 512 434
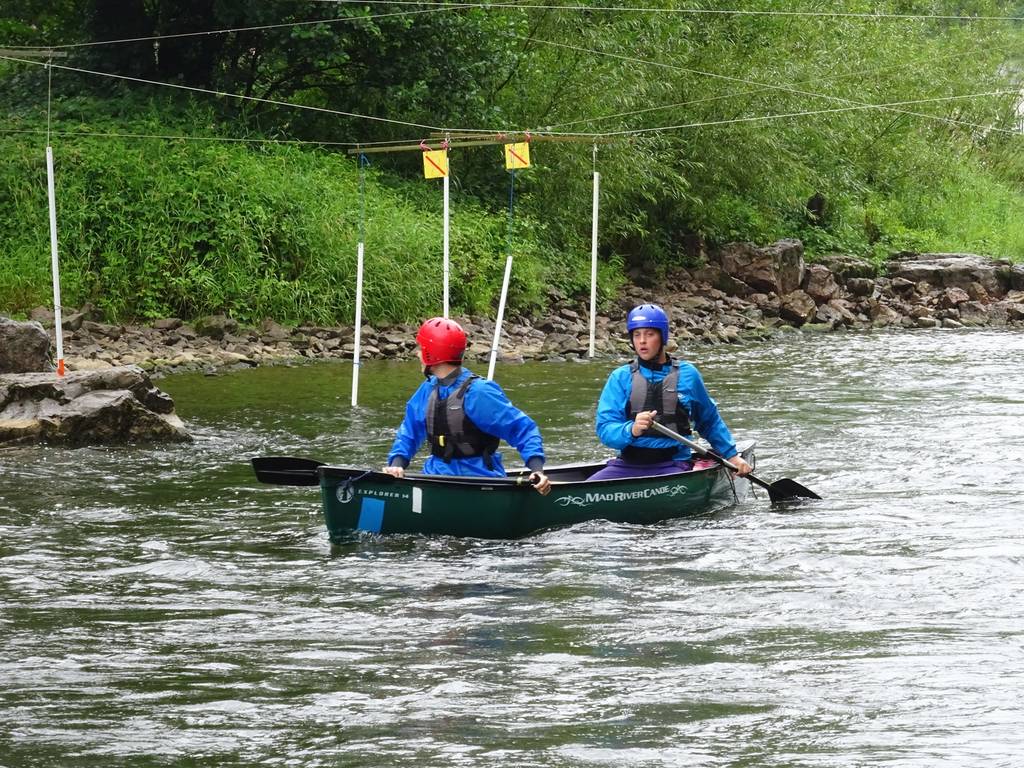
626 304 670 344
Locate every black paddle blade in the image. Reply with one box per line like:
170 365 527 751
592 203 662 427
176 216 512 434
766 477 821 503
251 456 324 486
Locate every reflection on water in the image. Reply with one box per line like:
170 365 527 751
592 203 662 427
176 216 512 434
2 329 1024 766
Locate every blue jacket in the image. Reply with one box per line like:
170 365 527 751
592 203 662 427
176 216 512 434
596 358 739 461
387 367 545 477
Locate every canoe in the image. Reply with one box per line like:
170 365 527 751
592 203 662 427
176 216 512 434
317 441 755 542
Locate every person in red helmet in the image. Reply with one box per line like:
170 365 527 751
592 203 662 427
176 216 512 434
382 317 551 494
589 303 752 481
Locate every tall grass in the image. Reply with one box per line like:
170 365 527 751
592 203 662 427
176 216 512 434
0 130 612 324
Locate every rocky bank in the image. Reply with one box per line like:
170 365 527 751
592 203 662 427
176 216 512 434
10 241 1024 378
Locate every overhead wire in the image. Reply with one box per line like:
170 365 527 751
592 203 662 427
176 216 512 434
542 41 1021 131
0 3 476 50
1 2 1019 146
307 0 1024 23
0 52 457 133
519 35 1022 136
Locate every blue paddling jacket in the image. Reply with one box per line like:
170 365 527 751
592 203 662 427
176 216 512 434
387 367 545 477
596 358 739 462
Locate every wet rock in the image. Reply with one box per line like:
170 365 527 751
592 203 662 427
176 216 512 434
0 317 51 373
0 365 190 446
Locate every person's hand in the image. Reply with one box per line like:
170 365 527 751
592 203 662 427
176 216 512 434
529 471 551 496
631 410 657 437
727 455 752 477
382 465 405 478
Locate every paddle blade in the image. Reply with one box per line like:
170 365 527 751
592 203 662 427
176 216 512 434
766 477 821 503
252 456 324 486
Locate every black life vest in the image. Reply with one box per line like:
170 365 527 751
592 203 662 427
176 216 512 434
621 359 693 464
425 374 500 469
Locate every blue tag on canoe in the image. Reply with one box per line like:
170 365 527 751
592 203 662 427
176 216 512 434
356 498 385 533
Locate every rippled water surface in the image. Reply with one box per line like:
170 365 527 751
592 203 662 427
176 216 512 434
2 329 1023 766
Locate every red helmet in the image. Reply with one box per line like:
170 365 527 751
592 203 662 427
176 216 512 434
416 317 467 366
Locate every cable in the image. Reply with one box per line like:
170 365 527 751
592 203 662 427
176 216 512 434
542 41 1020 131
0 53 457 133
1 4 476 50
520 36 1019 136
565 90 1019 138
305 0 1024 23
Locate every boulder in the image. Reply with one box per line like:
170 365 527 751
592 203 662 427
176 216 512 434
802 264 839 304
717 239 805 295
0 365 190 446
846 277 876 297
886 253 1021 298
778 289 817 326
0 317 52 373
194 314 239 340
815 253 878 281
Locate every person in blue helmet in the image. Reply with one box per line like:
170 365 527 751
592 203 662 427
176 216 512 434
589 303 753 481
382 317 551 495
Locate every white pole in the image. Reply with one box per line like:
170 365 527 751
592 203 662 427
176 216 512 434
45 146 65 376
486 254 513 381
589 170 600 358
443 172 450 318
351 241 364 407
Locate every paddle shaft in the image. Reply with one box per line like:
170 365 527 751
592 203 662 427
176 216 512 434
648 421 775 494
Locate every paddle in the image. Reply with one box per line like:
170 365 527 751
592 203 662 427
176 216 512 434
251 457 543 488
251 456 323 486
648 421 820 503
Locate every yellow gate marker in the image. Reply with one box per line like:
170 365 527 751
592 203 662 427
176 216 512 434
504 142 530 170
422 148 449 178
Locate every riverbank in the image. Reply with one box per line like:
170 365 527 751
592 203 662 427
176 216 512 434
18 240 1024 377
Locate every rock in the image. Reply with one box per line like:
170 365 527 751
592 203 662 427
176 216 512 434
61 312 87 331
194 314 238 340
0 365 190 446
152 317 183 331
815 253 878 281
886 252 1018 298
29 306 55 325
718 238 805 295
0 317 52 373
813 302 845 328
868 301 902 326
690 264 754 297
541 333 586 356
966 281 990 304
82 320 123 340
937 287 971 309
802 264 839 304
846 277 876 297
778 290 817 326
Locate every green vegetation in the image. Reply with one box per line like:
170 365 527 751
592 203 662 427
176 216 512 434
0 115 617 324
2 1 1024 323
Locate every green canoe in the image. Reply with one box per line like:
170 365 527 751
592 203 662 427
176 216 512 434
317 441 755 541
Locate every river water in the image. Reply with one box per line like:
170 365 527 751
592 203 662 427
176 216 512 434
2 329 1022 767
